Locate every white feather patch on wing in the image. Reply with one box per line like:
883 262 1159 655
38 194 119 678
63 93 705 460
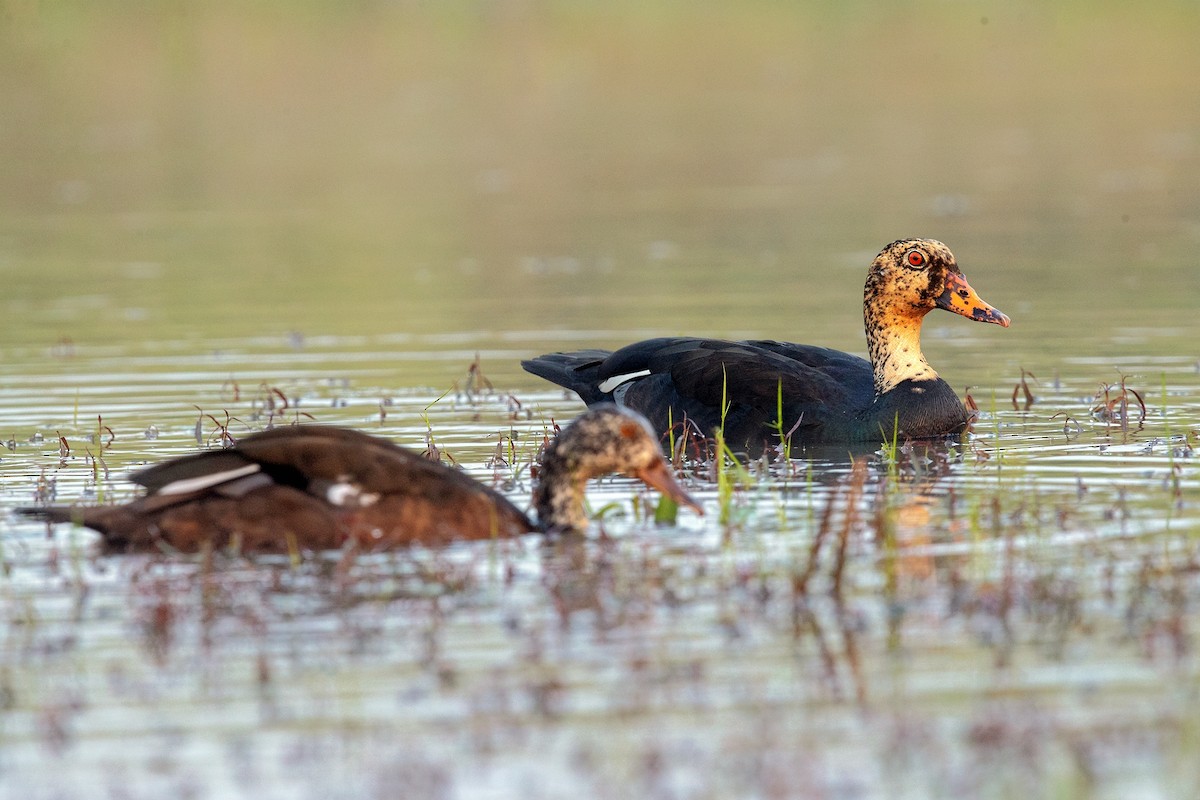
324 482 381 508
155 463 262 496
598 369 651 394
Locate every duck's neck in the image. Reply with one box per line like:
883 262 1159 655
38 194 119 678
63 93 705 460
532 450 589 534
864 304 938 396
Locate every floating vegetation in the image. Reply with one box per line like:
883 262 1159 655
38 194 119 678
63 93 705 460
1012 368 1037 409
1092 374 1148 430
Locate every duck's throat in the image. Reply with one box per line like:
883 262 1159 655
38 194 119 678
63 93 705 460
865 309 938 395
532 456 589 533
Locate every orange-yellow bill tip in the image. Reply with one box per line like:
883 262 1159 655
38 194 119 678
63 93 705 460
936 271 1010 328
634 460 704 515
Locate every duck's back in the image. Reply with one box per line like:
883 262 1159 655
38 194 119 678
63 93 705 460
524 337 904 449
36 426 535 553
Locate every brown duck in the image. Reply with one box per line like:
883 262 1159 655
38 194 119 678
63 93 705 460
18 405 701 554
523 239 1010 451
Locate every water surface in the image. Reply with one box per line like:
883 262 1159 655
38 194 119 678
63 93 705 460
3 3 1200 798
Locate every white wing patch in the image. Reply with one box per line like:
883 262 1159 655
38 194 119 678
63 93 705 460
156 463 262 496
325 481 381 508
598 369 651 394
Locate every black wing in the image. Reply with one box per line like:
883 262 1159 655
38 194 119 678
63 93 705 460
524 337 876 446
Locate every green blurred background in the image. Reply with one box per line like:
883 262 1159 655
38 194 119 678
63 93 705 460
2 1 1198 385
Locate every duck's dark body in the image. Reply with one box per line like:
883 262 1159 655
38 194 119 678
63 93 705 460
523 239 1009 452
26 425 534 554
523 338 969 450
18 407 700 555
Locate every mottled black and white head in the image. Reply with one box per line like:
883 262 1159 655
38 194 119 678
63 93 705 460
865 238 1010 328
533 404 702 533
863 238 1009 394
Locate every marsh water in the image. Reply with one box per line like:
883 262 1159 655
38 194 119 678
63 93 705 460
3 4 1200 798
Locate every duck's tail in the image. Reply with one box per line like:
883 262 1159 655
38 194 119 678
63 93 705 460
15 505 84 525
14 504 130 544
521 350 615 405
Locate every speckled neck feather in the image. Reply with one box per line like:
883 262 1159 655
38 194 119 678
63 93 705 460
863 301 936 395
532 445 590 533
862 240 955 396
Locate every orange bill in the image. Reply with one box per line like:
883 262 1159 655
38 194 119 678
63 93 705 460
632 459 704 515
936 271 1011 327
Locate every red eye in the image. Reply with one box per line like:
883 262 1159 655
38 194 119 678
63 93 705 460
906 250 926 267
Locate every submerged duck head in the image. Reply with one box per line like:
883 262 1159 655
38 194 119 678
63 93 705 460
534 404 702 532
864 239 1009 394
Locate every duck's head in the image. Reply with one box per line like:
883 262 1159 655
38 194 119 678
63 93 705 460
535 404 703 532
865 239 1010 328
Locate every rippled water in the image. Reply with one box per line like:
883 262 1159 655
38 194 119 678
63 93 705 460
3 339 1199 799
4 3 1200 799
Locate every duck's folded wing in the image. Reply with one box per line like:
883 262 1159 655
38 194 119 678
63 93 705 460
662 343 849 407
133 427 525 518
131 449 265 494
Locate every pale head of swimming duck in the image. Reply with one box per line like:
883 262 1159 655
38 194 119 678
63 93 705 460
533 404 702 533
863 238 1009 395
